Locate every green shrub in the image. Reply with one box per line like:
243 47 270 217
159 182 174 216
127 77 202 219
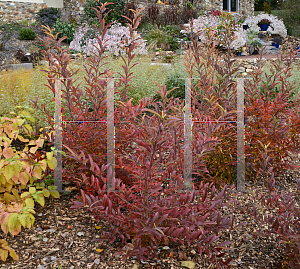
146 28 179 51
263 2 272 14
81 0 126 26
152 72 199 104
36 7 61 28
18 28 36 40
278 0 300 37
53 19 76 43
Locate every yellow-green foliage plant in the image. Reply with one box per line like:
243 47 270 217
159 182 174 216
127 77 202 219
0 69 33 109
0 107 59 261
0 68 53 129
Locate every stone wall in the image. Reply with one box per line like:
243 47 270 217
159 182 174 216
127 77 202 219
239 0 254 19
0 0 255 24
230 57 300 76
60 0 84 23
0 1 47 23
194 0 254 20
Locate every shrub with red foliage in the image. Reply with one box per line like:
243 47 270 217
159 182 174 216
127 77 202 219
244 49 300 183
33 4 153 193
209 10 222 17
32 1 300 266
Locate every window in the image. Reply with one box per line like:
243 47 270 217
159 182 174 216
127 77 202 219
223 0 239 12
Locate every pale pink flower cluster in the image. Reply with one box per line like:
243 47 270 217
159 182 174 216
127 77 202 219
230 27 247 50
181 14 246 51
244 14 287 38
181 14 221 44
70 23 147 56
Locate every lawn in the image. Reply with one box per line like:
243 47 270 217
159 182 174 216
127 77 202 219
1 53 300 129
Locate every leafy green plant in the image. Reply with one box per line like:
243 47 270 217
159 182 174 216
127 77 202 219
151 72 197 104
18 28 37 40
0 107 60 261
19 20 30 26
81 0 126 26
146 28 179 51
278 0 300 37
263 2 272 14
53 19 76 43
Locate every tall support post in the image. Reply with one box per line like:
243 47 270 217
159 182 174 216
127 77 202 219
54 78 63 193
184 78 193 190
107 78 115 191
236 78 245 192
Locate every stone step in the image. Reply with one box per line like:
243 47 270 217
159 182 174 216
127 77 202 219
260 41 272 46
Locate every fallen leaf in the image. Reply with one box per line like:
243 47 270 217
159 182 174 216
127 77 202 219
96 248 103 253
178 252 187 260
67 225 72 229
181 261 196 269
169 251 175 258
95 226 102 230
132 265 139 269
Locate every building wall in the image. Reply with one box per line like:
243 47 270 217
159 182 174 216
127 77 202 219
0 0 255 24
0 1 47 23
0 0 63 23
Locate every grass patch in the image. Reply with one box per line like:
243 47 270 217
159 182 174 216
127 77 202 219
1 54 299 130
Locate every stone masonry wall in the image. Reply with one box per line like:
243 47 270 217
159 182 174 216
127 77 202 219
0 0 255 24
194 0 254 20
60 0 85 23
0 1 47 23
239 0 254 19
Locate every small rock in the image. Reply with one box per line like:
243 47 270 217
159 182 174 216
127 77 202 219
94 258 100 265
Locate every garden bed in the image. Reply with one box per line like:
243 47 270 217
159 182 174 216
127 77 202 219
0 166 299 269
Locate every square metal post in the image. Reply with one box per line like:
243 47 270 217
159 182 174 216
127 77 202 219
236 78 245 192
54 78 63 193
107 78 115 191
184 78 193 190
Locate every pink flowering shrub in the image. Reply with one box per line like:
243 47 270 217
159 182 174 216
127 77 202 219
182 11 246 51
70 22 147 56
